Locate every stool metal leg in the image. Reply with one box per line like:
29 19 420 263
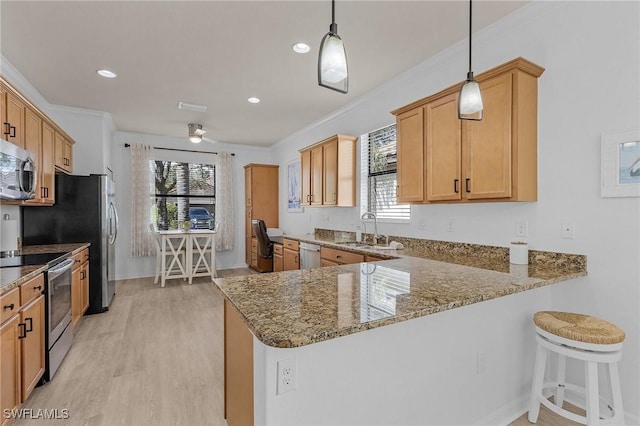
528 343 547 423
585 361 600 425
608 362 625 425
555 353 566 408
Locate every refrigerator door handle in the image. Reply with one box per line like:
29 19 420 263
109 202 119 244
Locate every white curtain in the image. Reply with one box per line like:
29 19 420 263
130 144 154 257
216 152 234 251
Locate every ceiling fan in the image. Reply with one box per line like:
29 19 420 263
188 123 217 144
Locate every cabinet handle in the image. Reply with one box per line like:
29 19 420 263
3 122 10 135
18 323 27 339
336 255 342 259
34 285 42 291
465 178 471 193
10 125 16 138
454 179 459 193
396 185 400 198
294 255 299 264
3 303 14 311
25 317 33 333
333 192 336 202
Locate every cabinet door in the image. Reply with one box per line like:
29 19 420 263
81 262 90 314
283 248 299 271
54 131 72 173
310 145 323 205
65 139 73 173
245 167 252 264
20 295 45 402
41 122 56 203
273 253 283 272
426 93 462 201
300 150 311 206
321 259 339 267
323 139 338 205
1 315 20 424
463 73 513 200
71 266 82 328
6 92 25 148
396 107 425 202
0 85 6 136
23 108 43 204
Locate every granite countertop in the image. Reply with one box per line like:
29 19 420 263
0 243 90 296
214 233 587 349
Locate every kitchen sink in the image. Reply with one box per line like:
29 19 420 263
335 241 374 248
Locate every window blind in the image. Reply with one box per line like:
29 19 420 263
360 124 410 221
360 265 411 321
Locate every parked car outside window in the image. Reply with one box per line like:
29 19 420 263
189 207 213 229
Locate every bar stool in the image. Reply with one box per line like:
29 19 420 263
528 311 626 425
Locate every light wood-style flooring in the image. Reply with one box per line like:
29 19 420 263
17 268 579 426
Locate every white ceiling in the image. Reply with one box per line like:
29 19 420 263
1 1 528 147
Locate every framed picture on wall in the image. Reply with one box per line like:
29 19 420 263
287 159 303 212
601 129 640 198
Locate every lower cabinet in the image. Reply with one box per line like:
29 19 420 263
273 243 284 272
72 248 90 329
320 247 364 265
0 274 46 426
282 239 299 271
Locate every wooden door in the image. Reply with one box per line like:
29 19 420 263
463 73 513 200
6 92 25 148
310 145 323 205
300 150 311 206
41 122 56 203
24 108 43 204
20 295 45 402
1 315 20 426
323 138 338 205
283 248 299 270
336 136 357 206
251 165 279 228
244 166 252 265
273 253 283 272
426 93 462 201
81 262 90 314
71 266 82 328
396 107 425 202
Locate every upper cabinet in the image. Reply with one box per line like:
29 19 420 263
0 77 75 206
392 57 544 203
300 134 357 207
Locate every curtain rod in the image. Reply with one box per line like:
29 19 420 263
123 143 235 156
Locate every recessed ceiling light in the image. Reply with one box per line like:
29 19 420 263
248 97 260 104
292 42 310 54
178 101 208 112
97 69 117 78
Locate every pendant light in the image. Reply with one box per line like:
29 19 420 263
318 0 348 94
458 0 483 120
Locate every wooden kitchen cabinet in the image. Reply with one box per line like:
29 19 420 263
393 57 544 203
396 107 425 203
283 239 299 271
72 248 90 328
320 247 364 265
244 164 279 271
2 85 26 149
22 107 55 206
300 134 357 207
1 314 20 426
19 295 45 402
273 243 284 272
54 131 73 174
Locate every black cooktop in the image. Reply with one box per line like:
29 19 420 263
0 252 70 269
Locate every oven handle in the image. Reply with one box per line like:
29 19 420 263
48 258 75 281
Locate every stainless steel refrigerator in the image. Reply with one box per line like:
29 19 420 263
22 174 118 313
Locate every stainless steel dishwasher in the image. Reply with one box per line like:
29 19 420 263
299 242 321 269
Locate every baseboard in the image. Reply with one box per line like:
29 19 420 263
474 389 555 426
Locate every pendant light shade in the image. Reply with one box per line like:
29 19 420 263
458 0 483 120
318 0 348 93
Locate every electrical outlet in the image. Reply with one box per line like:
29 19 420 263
515 220 528 237
561 222 575 239
447 219 455 232
277 358 297 395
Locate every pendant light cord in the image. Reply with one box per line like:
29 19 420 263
468 0 473 74
332 0 335 25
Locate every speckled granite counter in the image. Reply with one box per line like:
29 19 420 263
214 233 586 348
0 243 90 295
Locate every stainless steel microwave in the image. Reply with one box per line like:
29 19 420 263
0 138 36 200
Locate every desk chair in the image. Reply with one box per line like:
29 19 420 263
251 219 273 273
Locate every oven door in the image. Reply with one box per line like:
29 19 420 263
47 258 74 347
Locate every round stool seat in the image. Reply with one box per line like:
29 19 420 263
534 311 625 345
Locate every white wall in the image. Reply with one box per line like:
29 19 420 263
272 1 640 422
111 131 273 279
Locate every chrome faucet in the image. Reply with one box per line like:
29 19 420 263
361 212 379 245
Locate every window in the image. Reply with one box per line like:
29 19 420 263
360 124 410 221
151 161 215 230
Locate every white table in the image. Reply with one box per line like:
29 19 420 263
158 229 217 287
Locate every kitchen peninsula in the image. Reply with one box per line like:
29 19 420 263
214 235 586 425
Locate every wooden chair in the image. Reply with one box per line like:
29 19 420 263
150 224 187 286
